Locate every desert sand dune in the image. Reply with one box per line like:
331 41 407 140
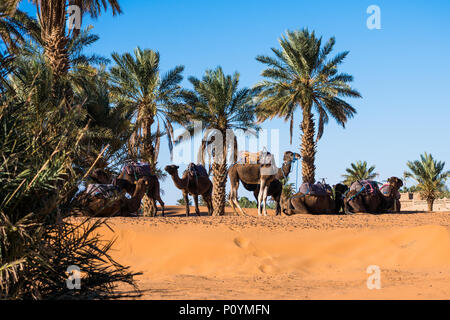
94 206 450 299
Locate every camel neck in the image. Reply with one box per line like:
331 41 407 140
170 172 187 189
278 161 292 180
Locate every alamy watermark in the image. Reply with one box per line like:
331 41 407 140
172 121 281 174
366 265 381 290
367 5 381 30
68 5 82 31
66 265 81 290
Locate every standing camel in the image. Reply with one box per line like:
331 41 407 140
228 151 300 216
240 151 300 215
117 163 165 216
78 177 150 217
165 164 213 217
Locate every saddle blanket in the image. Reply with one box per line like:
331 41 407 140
123 162 152 178
86 184 121 199
299 183 332 196
238 150 272 165
380 184 401 199
187 163 208 177
349 180 379 195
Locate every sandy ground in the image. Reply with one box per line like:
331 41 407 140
95 206 450 300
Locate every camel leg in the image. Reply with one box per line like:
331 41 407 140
183 191 190 217
262 185 269 216
274 195 281 216
283 198 293 216
229 178 246 216
156 196 165 217
193 195 201 217
288 197 311 215
207 195 213 216
203 194 212 216
257 180 267 217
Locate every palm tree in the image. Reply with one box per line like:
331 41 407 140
0 6 39 53
109 47 184 168
255 29 361 183
36 0 121 78
6 0 121 100
1 5 39 91
8 28 133 174
109 48 183 216
342 161 378 186
175 67 257 216
404 153 449 211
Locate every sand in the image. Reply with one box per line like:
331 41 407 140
95 206 450 300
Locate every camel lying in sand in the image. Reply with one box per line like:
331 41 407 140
77 177 150 217
284 183 349 215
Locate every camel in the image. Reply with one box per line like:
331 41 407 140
77 177 150 217
284 183 349 215
164 164 213 217
228 151 300 216
379 177 404 213
117 163 165 217
343 180 384 214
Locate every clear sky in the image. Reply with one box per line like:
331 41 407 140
21 0 450 204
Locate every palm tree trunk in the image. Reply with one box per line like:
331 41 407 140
212 162 227 216
44 31 70 80
38 1 72 103
141 115 158 216
427 198 434 212
300 109 316 183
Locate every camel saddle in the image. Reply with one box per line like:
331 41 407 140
187 163 208 177
86 184 121 199
350 180 379 195
238 150 272 165
122 161 152 179
299 182 332 196
380 184 401 199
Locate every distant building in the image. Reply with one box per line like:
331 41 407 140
400 192 450 212
400 192 422 201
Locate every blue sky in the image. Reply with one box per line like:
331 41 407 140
21 0 450 204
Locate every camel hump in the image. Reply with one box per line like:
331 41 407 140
298 182 332 196
350 180 379 195
238 149 272 165
122 161 153 178
187 163 208 177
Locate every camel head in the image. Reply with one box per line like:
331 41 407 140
164 165 179 176
334 183 349 196
283 151 301 165
387 177 403 190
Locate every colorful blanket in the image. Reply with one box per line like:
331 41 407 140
298 182 332 196
349 180 379 195
86 184 121 199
